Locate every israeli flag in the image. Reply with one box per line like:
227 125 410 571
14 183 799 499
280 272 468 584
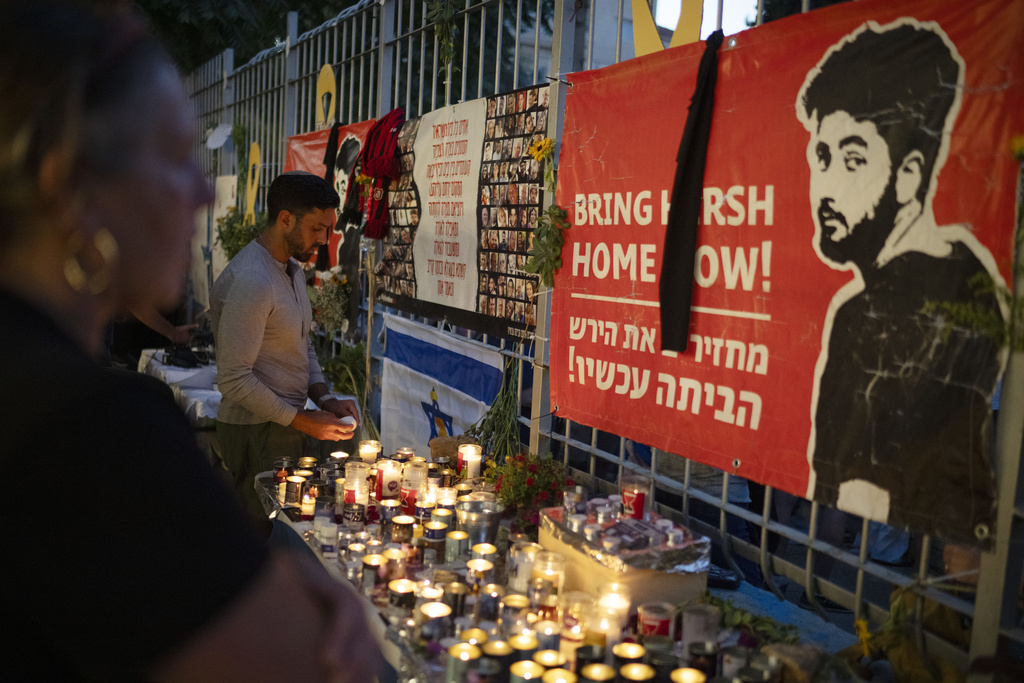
380 314 503 458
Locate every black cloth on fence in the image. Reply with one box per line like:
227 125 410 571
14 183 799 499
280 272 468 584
660 29 724 353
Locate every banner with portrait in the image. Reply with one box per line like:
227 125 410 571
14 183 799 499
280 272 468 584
550 0 1023 544
375 85 551 340
283 119 376 275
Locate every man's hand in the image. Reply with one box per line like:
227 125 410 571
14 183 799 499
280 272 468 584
322 398 360 425
167 323 199 345
290 410 357 441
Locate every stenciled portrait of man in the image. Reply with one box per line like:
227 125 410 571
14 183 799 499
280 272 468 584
798 19 1005 543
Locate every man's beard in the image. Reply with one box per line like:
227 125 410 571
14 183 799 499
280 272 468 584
817 180 901 270
284 226 316 262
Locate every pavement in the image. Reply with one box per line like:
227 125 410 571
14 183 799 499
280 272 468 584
710 581 859 654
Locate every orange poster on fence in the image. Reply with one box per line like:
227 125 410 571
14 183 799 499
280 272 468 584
550 0 1024 545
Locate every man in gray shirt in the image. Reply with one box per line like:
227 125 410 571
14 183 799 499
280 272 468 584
212 172 359 518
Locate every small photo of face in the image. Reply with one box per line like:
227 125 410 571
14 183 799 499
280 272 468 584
498 278 506 297
529 186 539 204
512 138 523 161
515 302 524 322
508 184 519 206
497 97 505 117
486 120 495 138
479 294 487 312
541 89 549 109
479 253 487 271
503 139 513 159
527 88 538 109
499 163 509 183
489 252 498 271
499 230 509 251
487 98 497 117
489 230 498 249
520 208 528 229
495 117 505 139
483 142 493 161
491 164 500 183
400 228 411 244
528 207 538 230
510 207 519 228
517 91 526 111
509 231 518 252
524 113 536 136
488 298 496 316
497 207 508 228
481 186 490 205
410 209 419 227
537 110 548 133
481 207 490 228
516 281 525 300
506 93 515 113
531 159 540 180
497 299 506 318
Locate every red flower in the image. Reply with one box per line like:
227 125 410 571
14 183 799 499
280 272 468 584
540 491 549 502
528 463 538 473
516 454 525 463
526 477 535 487
565 478 575 487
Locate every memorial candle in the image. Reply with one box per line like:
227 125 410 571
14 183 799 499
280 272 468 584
458 443 483 479
359 439 381 464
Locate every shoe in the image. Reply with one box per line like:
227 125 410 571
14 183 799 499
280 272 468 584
707 564 741 590
797 591 851 613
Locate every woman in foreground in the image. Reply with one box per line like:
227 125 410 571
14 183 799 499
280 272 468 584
0 2 383 680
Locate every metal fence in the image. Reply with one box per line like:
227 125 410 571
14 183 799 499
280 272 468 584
185 0 1024 675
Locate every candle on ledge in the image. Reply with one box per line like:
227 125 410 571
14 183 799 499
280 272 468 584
509 634 539 662
578 663 616 682
534 620 560 651
459 443 483 479
612 642 645 668
509 660 545 682
388 578 417 611
436 487 458 510
418 583 445 607
465 558 495 592
619 663 656 681
532 551 566 596
446 530 470 562
375 459 402 500
419 602 453 643
482 640 515 673
300 492 316 520
471 543 498 563
532 649 567 669
461 627 490 646
446 642 481 683
541 669 577 683
669 669 707 683
596 582 631 625
358 439 381 464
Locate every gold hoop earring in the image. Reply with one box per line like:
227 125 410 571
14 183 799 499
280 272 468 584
64 228 119 294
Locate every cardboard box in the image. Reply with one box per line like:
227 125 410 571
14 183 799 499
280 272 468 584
538 508 708 608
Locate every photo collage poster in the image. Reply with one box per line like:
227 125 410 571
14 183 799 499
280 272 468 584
376 84 550 340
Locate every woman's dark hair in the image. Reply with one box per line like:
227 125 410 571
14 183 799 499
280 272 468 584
0 1 172 251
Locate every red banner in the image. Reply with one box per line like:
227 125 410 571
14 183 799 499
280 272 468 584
551 0 1023 543
284 120 376 273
